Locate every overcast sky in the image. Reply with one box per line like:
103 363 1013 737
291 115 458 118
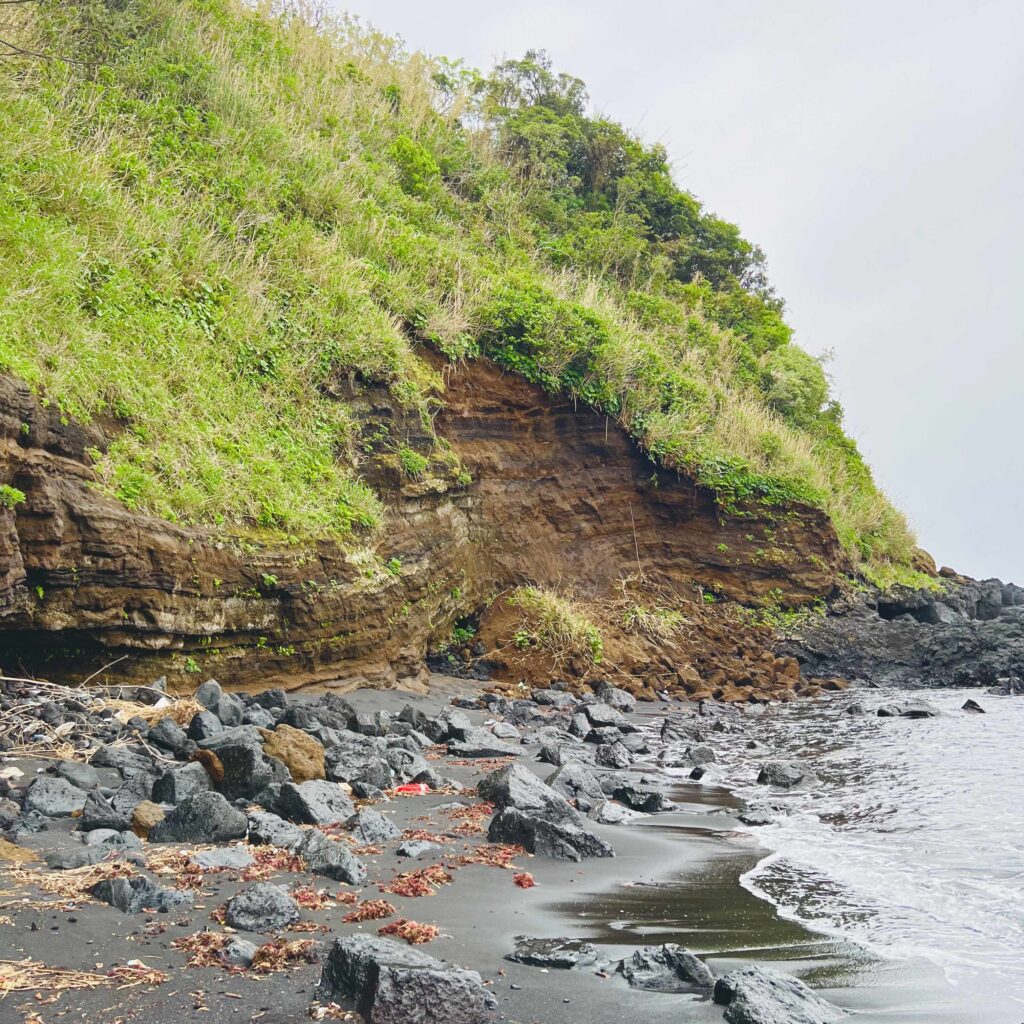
337 0 1024 583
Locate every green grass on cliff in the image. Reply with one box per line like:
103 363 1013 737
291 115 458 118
0 0 918 582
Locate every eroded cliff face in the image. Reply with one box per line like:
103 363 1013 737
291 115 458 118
0 360 847 692
432 359 843 604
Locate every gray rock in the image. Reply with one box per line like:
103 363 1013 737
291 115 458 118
222 937 258 967
738 805 775 827
187 710 223 741
585 725 623 746
899 699 941 719
83 828 141 849
713 965 846 1024
56 760 99 791
611 785 673 813
46 846 108 869
595 742 633 769
478 763 580 824
195 725 270 751
397 840 441 858
618 732 649 754
82 828 121 846
326 748 395 790
582 702 632 731
961 698 985 713
78 790 130 832
505 936 608 970
247 811 305 849
294 827 366 884
148 791 247 843
757 762 813 789
243 706 276 729
593 681 637 713
211 692 244 727
195 679 223 710
192 846 255 871
532 689 577 708
617 944 713 991
91 744 154 777
148 716 188 751
225 882 299 932
544 762 604 812
568 712 591 738
109 773 154 818
91 875 194 915
0 798 20 830
277 780 355 826
353 710 391 737
686 743 717 765
346 808 400 845
447 727 521 758
439 707 473 741
491 722 521 741
397 704 431 732
26 777 88 817
488 807 614 861
588 800 645 824
152 762 212 804
317 935 496 1024
217 741 289 801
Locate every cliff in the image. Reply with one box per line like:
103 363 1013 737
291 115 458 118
0 362 844 696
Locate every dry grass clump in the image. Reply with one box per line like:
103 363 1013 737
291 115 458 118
0 959 107 994
0 677 201 762
0 958 166 993
506 586 604 667
6 860 135 903
106 697 203 727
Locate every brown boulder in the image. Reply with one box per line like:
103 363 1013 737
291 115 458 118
262 725 325 783
131 800 166 839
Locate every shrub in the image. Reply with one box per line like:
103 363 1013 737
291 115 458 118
0 485 26 510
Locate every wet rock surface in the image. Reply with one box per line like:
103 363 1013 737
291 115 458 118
714 965 846 1024
617 943 714 991
505 935 609 970
783 577 1024 690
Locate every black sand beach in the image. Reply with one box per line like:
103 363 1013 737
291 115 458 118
2 676 1000 1024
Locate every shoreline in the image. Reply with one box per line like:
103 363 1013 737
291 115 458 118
0 676 1011 1024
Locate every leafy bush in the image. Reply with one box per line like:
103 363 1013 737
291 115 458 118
0 485 26 510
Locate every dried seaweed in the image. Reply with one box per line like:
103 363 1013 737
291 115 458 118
341 899 395 923
377 919 440 944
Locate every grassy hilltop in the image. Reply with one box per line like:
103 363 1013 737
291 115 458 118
0 0 922 588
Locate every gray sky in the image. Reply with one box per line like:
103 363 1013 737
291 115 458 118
337 0 1024 583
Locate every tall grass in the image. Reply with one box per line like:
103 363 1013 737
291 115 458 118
508 586 604 666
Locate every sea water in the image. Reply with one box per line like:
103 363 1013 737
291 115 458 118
715 687 1024 1016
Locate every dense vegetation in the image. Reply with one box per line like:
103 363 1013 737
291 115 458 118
0 0 919 585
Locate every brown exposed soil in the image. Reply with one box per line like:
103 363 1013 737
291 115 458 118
0 357 848 696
